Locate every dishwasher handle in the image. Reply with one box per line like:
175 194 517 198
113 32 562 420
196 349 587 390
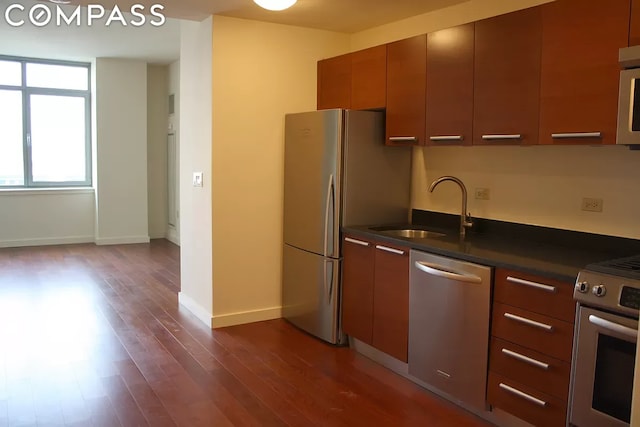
414 261 482 284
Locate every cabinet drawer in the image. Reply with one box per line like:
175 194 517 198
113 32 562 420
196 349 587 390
494 269 575 323
489 337 570 400
488 372 567 427
492 303 573 361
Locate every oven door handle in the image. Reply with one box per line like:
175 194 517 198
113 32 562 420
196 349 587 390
588 315 638 341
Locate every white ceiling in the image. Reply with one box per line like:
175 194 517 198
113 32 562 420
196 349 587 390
0 0 465 64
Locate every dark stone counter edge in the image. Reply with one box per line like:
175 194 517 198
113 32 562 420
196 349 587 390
341 210 640 284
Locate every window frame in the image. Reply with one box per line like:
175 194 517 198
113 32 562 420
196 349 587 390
0 55 92 188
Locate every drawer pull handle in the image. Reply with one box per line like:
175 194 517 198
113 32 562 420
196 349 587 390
482 134 522 141
501 348 550 370
429 135 463 142
389 136 418 143
499 383 547 407
506 276 556 293
552 132 602 139
504 312 553 331
375 245 405 256
344 237 370 247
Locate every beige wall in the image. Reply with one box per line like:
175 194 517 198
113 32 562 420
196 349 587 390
211 16 350 327
147 65 169 239
94 58 149 245
412 145 640 239
178 17 214 326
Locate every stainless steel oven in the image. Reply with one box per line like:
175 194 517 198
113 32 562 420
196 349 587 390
570 257 640 427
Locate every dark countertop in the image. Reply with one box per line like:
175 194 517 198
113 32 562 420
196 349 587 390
342 210 640 283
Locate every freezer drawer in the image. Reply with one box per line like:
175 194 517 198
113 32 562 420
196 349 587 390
408 250 492 413
282 244 343 344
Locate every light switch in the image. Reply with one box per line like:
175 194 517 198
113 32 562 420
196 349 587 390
193 172 203 187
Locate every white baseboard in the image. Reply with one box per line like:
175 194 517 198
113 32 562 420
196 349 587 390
178 292 212 327
95 235 150 245
0 235 94 248
211 306 282 329
149 230 167 239
166 228 180 246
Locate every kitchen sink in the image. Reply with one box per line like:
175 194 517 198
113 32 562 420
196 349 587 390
382 229 446 239
369 226 446 239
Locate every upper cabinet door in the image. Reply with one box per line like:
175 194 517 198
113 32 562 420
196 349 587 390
631 0 640 46
351 45 387 110
317 54 351 110
539 0 630 145
473 7 542 146
426 23 474 146
386 35 427 146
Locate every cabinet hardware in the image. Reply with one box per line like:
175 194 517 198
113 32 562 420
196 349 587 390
389 136 418 143
504 312 553 331
414 261 482 284
429 135 463 142
501 348 550 370
588 315 638 340
375 245 405 256
481 134 522 141
506 276 556 293
499 383 547 407
436 370 451 379
344 237 370 247
551 132 602 139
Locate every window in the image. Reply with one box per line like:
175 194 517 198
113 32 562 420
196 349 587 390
0 56 91 187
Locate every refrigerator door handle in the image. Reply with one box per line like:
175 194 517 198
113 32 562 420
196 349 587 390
323 174 335 257
323 259 334 303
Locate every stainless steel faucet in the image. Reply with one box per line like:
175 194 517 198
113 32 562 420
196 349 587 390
428 176 473 237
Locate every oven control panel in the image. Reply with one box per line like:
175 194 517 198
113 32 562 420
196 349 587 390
575 271 640 318
620 286 640 310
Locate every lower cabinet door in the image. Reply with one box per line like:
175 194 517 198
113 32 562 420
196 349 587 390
488 372 567 427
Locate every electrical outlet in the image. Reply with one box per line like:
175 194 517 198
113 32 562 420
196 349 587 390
475 188 490 200
581 197 603 212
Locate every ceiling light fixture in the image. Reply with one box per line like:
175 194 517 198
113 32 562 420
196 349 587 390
48 0 72 4
253 0 297 11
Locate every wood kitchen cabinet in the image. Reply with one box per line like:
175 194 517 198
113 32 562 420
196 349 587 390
342 235 375 344
539 0 630 145
317 46 386 111
487 268 576 427
342 235 409 362
317 53 351 110
351 45 387 110
386 35 427 146
426 23 474 146
631 0 640 46
473 7 542 146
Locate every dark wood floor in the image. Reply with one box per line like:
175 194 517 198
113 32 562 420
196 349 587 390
0 240 491 426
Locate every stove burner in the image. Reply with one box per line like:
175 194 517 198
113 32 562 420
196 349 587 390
586 254 640 280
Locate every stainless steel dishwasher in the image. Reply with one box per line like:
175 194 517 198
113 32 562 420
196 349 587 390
409 249 492 414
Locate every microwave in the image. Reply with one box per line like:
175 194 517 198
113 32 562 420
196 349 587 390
618 46 640 146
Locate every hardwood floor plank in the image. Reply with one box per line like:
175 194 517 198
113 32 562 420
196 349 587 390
0 240 492 427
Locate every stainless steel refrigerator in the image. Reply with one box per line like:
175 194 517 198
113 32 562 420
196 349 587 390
282 109 412 344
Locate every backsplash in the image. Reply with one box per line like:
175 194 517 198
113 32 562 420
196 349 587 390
411 144 640 240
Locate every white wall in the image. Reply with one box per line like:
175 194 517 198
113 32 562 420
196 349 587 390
177 17 214 326
0 190 94 248
147 65 169 239
94 58 149 245
210 16 350 327
167 60 181 245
